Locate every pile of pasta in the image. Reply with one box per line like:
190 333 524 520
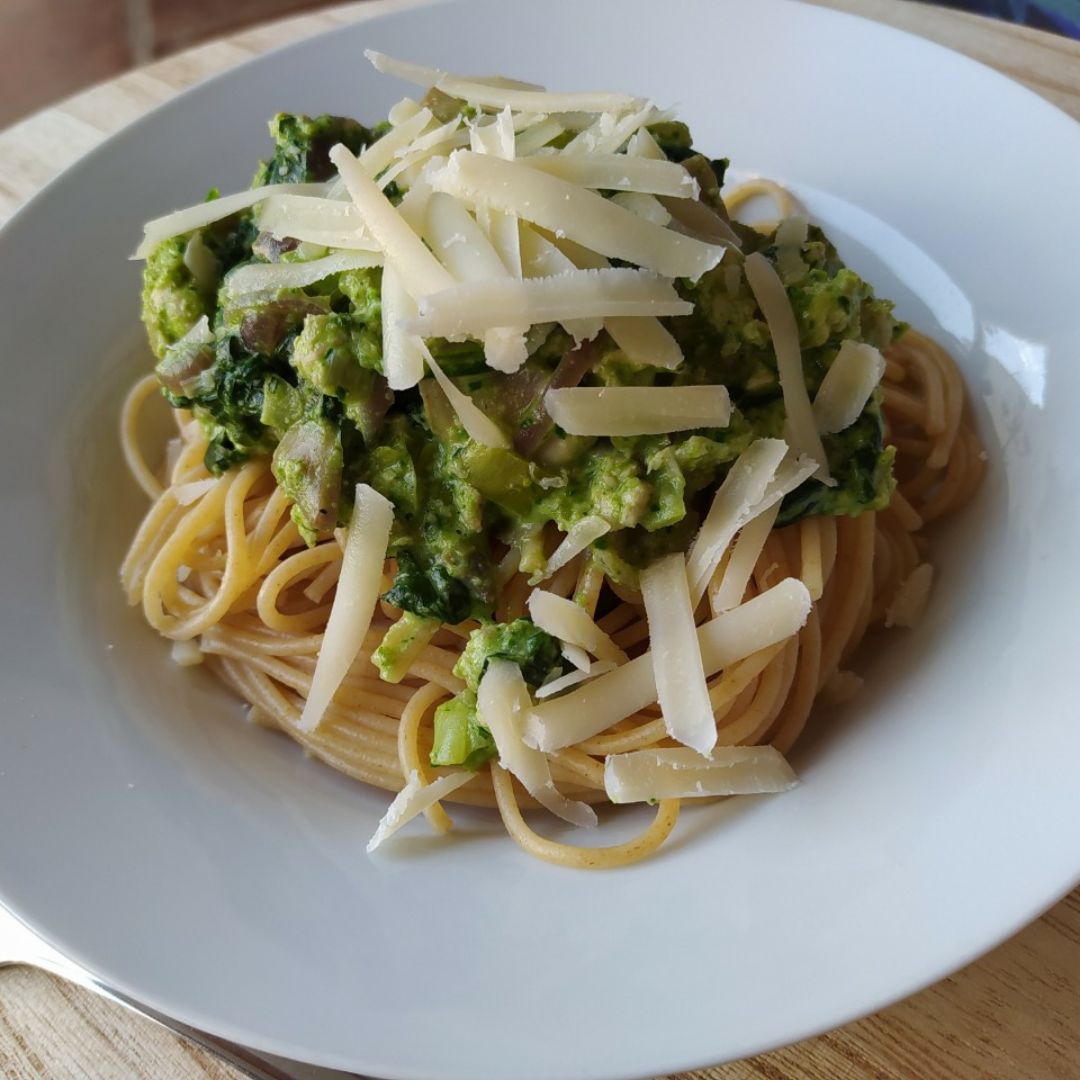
123 55 984 867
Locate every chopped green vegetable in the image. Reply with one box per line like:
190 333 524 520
372 612 440 683
454 619 563 692
430 691 497 771
252 113 374 186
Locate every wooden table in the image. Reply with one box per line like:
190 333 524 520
1 2 1078 1076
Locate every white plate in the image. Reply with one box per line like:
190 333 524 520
1 1 1079 1077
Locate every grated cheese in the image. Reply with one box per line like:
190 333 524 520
604 316 683 370
885 563 934 629
813 339 886 435
744 252 832 483
224 250 381 296
170 639 203 668
527 590 628 665
604 746 798 803
477 660 597 827
709 502 781 614
430 151 727 279
256 193 378 251
365 50 642 115
523 154 698 198
561 642 592 673
531 516 610 585
298 484 394 733
640 552 717 754
525 578 811 751
420 344 511 449
380 262 425 391
366 769 475 852
536 661 617 700
610 191 672 227
545 385 729 436
405 268 691 339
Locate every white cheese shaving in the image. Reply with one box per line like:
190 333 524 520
545 385 729 437
420 343 511 449
536 661 617 700
531 516 610 585
709 502 781 614
686 439 789 602
627 128 665 160
366 769 474 852
610 191 672 226
515 119 565 156
525 578 811 751
170 639 203 668
256 194 378 251
298 484 394 733
562 103 664 155
381 262 425 391
604 746 798 803
172 478 219 506
365 50 642 115
430 151 726 279
182 232 217 292
330 144 453 299
640 552 717 754
134 182 327 258
744 252 832 483
387 97 422 125
224 250 381 296
813 339 886 435
885 563 934 629
405 268 691 339
523 155 697 198
358 107 433 176
527 590 628 665
561 643 592 673
477 660 597 828
604 316 683 370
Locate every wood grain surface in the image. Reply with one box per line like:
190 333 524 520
1 2 1078 1077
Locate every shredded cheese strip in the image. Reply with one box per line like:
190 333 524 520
709 502 781 613
365 50 642 115
515 119 564 156
381 262 425 391
562 103 665 156
420 344 510 449
885 563 934 629
256 194 379 251
224 250 381 296
527 590 628 665
532 516 610 584
523 155 698 198
813 340 886 434
526 578 812 751
604 316 683 370
359 107 434 176
686 439 789 602
330 144 454 299
431 151 726 279
604 747 797 803
561 643 592 672
545 385 730 436
298 484 394 733
744 252 832 483
134 182 328 258
366 769 474 852
536 661 617 700
611 191 671 226
640 553 717 754
477 660 597 828
405 268 691 339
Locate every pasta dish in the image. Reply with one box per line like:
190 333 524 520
121 54 983 867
